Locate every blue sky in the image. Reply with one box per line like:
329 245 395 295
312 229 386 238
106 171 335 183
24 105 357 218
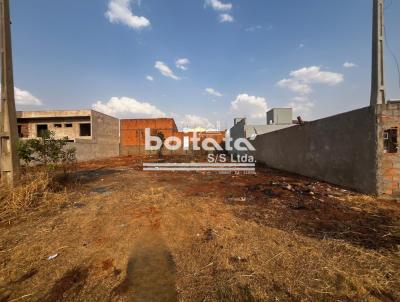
10 0 400 130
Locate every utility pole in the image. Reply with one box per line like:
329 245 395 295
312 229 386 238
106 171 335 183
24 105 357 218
370 0 386 106
0 0 20 186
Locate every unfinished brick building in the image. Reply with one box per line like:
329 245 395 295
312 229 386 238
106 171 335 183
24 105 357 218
120 118 225 155
120 118 178 155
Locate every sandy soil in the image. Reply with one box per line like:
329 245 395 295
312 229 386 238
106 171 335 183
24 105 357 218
0 156 399 302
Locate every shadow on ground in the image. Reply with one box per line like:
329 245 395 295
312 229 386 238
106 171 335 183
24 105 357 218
110 230 178 302
74 168 121 184
43 265 90 302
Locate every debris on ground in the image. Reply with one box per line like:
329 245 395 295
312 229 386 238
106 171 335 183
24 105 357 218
289 200 308 210
204 228 218 241
226 196 247 203
47 254 59 261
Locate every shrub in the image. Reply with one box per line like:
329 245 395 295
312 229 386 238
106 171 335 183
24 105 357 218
156 131 166 158
17 130 76 175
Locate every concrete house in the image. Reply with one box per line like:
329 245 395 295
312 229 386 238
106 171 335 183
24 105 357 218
17 110 120 161
230 108 296 141
229 108 297 155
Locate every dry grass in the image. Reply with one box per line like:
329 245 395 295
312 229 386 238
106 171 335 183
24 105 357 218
0 157 399 302
0 169 69 222
148 184 400 302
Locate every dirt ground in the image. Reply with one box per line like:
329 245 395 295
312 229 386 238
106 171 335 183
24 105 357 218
1 155 400 302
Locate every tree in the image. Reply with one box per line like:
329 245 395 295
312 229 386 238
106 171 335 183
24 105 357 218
17 130 76 176
156 132 165 158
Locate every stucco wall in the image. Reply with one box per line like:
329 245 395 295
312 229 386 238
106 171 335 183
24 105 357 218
91 110 120 145
72 140 119 161
254 107 377 194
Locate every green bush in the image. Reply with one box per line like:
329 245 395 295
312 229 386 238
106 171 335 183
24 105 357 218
17 130 76 175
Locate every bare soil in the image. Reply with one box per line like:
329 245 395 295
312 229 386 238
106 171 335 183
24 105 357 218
0 156 399 302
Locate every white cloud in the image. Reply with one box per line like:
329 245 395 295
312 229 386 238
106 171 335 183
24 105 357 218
343 62 357 68
219 13 234 23
205 0 232 11
154 61 180 80
205 0 234 24
175 58 190 70
290 66 344 85
298 43 305 49
0 87 43 106
179 114 215 131
15 87 43 106
105 0 150 30
291 96 309 103
277 79 312 95
277 66 344 94
146 75 154 81
231 94 268 119
287 96 314 119
92 96 165 118
205 88 223 97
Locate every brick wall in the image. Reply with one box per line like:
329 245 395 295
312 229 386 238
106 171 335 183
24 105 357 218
120 118 225 155
120 119 178 147
376 103 400 197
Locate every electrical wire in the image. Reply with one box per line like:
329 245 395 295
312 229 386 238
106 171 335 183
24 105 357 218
384 25 400 90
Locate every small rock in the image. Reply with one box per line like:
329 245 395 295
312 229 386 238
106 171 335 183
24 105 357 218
264 189 279 197
229 256 248 264
289 201 307 210
282 184 294 191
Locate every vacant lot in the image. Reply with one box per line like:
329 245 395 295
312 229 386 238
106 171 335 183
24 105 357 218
1 156 400 302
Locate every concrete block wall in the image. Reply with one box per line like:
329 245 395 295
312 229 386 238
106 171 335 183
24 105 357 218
91 110 120 145
73 111 120 161
376 103 400 197
254 107 378 194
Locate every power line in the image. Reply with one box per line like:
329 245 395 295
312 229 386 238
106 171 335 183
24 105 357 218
384 25 400 90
